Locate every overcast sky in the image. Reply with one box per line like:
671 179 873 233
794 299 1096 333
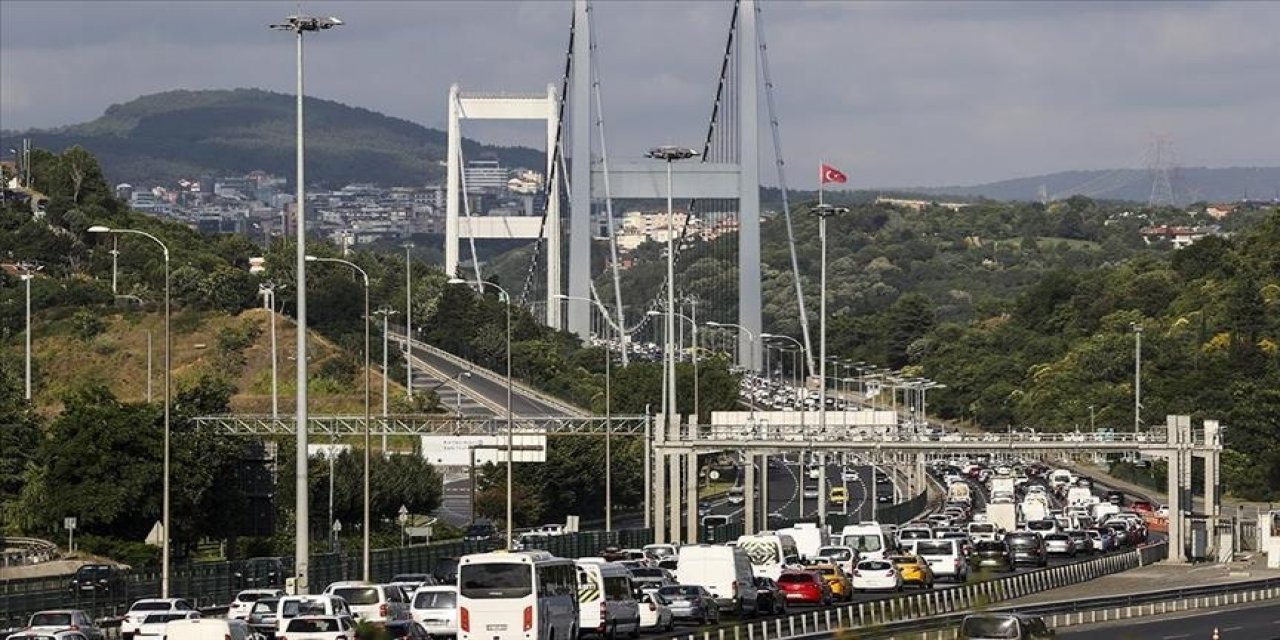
1 0 1277 187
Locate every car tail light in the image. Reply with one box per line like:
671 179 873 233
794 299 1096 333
648 601 656 612
460 607 470 632
278 636 287 640
525 606 534 632
379 604 388 618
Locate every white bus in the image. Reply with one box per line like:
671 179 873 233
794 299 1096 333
735 534 802 580
458 551 578 640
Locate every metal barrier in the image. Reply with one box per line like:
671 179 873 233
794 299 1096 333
0 528 653 630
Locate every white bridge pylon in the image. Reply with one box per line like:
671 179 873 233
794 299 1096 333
444 84 562 327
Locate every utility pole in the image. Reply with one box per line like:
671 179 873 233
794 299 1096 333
1133 323 1143 434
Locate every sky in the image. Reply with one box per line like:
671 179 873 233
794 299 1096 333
1 0 1277 188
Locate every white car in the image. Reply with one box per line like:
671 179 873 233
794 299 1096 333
841 468 859 482
229 590 284 621
813 546 856 576
409 586 457 637
322 582 410 624
26 610 105 640
850 559 902 592
638 591 674 632
279 616 357 640
135 612 201 640
122 599 196 639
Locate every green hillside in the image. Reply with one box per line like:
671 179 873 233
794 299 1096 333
0 88 543 187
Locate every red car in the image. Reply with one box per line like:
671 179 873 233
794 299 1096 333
1131 500 1154 513
777 571 831 606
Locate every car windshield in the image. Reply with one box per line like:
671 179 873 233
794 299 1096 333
629 568 664 578
464 525 493 537
776 574 812 584
393 575 428 584
29 614 72 627
459 563 532 599
237 592 268 603
332 587 380 606
658 585 702 596
131 603 174 612
960 615 1019 638
77 567 111 578
858 561 892 571
252 601 278 615
817 548 851 560
287 619 340 633
413 591 456 609
975 542 1007 552
143 614 189 623
281 600 330 618
1007 536 1039 549
1027 521 1054 531
1045 534 1069 541
845 534 883 552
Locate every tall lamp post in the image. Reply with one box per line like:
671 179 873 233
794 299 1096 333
1132 323 1142 434
810 203 845 526
305 255 371 581
647 310 700 421
450 278 514 548
16 261 42 401
259 282 282 418
270 11 342 595
556 293 616 530
706 321 758 410
645 145 698 441
404 242 415 399
88 225 170 595
374 308 398 416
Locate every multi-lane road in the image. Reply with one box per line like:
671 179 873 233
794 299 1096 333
1058 601 1280 639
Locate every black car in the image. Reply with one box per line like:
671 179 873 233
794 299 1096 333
463 522 498 542
752 576 787 615
69 564 123 595
1105 490 1126 506
1004 532 1047 567
432 557 460 584
959 613 1056 639
236 557 286 589
384 621 432 640
968 541 1014 573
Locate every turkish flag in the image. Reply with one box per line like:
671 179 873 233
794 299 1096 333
820 163 848 184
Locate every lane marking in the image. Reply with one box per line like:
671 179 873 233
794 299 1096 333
1161 635 1189 639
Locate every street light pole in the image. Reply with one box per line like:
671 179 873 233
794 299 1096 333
374 308 398 416
556 293 615 530
646 146 698 444
17 262 42 401
88 226 170 596
260 283 280 419
306 255 370 581
404 242 414 399
1132 323 1142 434
270 12 342 594
810 204 845 526
452 278 513 548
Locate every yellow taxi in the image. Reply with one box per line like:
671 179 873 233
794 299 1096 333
888 554 934 588
829 486 848 504
806 563 853 601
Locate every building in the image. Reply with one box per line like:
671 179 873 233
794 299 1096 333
463 159 509 193
875 196 970 212
1139 224 1223 249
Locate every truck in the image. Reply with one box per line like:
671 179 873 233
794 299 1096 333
779 523 827 562
1020 497 1049 524
987 502 1018 534
947 482 973 505
990 475 1017 497
1066 486 1097 507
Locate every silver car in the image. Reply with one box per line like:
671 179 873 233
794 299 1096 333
1042 533 1075 557
656 585 720 626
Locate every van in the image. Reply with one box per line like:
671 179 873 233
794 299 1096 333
575 560 641 638
321 582 410 624
839 523 893 561
734 534 802 580
778 523 827 562
164 619 252 640
275 596 354 635
409 586 457 637
673 545 758 617
904 539 968 583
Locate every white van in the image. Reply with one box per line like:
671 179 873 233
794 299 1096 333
410 585 458 637
322 582 410 624
673 545 758 617
778 523 827 562
905 538 968 583
164 619 252 640
839 523 894 561
275 596 353 635
575 560 641 638
735 534 802 580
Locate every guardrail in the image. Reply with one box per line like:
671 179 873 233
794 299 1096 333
0 528 654 630
0 538 60 568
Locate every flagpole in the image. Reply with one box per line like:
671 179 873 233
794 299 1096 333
818 160 825 206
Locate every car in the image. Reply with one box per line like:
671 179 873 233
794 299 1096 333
6 630 92 640
229 590 284 621
409 586 456 637
1065 530 1090 554
813 545 857 575
805 563 853 601
776 571 831 606
462 522 498 542
1104 522 1131 547
1130 500 1154 513
236 558 287 589
850 559 902 593
1042 533 1075 557
626 566 676 590
134 612 201 640
25 611 104 640
887 555 934 589
968 541 1015 573
389 574 436 593
68 565 123 596
121 599 196 640
382 620 431 640
656 585 720 625
841 468 859 482
278 616 356 640
637 591 675 632
802 485 820 499
431 557 459 584
958 613 1056 639
246 599 281 640
275 596 354 635
322 582 410 624
1105 490 1126 506
1087 528 1116 553
1005 533 1048 567
907 539 968 583
751 577 787 615
163 619 252 640
829 487 848 505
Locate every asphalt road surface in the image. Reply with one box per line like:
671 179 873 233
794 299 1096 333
1056 601 1280 640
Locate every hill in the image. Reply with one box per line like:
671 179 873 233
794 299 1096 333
0 88 543 187
897 166 1280 204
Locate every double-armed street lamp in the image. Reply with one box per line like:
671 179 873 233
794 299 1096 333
450 278 515 548
556 293 618 531
16 261 42 402
88 225 171 596
305 255 371 581
270 10 343 594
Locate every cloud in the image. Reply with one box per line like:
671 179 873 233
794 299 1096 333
1 0 1276 186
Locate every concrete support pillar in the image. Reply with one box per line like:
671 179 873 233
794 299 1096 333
686 452 699 544
1203 420 1221 520
654 420 667 544
744 453 756 535
761 453 771 531
736 0 762 370
1165 414 1190 563
566 0 592 338
817 452 828 526
669 452 682 544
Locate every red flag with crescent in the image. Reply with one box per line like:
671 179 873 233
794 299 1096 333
820 163 847 184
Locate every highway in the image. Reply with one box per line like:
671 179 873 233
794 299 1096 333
1057 601 1280 639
